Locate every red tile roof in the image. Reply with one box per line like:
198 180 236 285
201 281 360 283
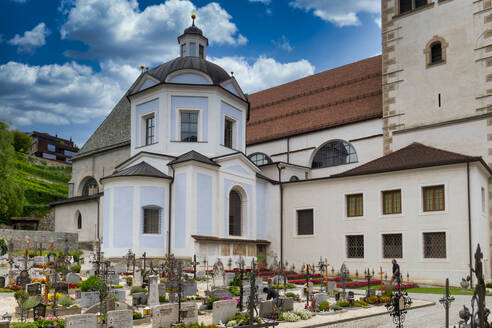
246 56 382 145
334 143 486 178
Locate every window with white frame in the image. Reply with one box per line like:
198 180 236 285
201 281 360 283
296 209 313 235
224 117 235 149
346 235 364 258
143 208 160 234
145 115 155 145
423 232 446 259
190 42 197 57
422 185 444 212
346 193 363 217
180 111 198 142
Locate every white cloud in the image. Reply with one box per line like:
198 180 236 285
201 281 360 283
290 0 380 27
272 36 293 52
8 23 50 53
0 61 139 127
374 16 381 28
60 0 247 65
210 56 314 94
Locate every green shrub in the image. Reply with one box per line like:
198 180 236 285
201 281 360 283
130 286 147 295
337 301 350 308
14 290 28 306
80 276 107 292
227 286 240 296
58 294 74 308
11 323 38 328
206 296 221 310
33 319 65 328
318 301 330 312
486 282 492 289
230 274 242 287
133 312 143 320
354 300 368 308
159 295 169 303
330 304 342 311
71 265 81 273
285 292 299 301
23 296 41 310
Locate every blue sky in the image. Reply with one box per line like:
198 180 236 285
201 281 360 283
0 0 381 147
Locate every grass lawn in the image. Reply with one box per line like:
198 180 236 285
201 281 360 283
406 287 492 296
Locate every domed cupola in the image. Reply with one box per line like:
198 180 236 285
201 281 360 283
178 14 209 59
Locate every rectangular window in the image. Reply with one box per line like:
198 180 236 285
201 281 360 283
346 235 364 258
224 117 234 148
423 232 446 258
346 194 363 217
382 189 401 215
399 0 427 14
423 185 445 212
482 187 486 213
199 45 204 59
145 116 155 145
47 144 56 152
180 112 198 142
181 44 186 57
221 244 230 256
297 209 313 235
383 234 402 258
143 208 160 234
189 42 196 57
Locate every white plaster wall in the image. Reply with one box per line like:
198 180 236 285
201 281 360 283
54 199 102 242
102 176 170 257
393 119 488 159
247 118 383 178
130 84 248 159
282 163 489 285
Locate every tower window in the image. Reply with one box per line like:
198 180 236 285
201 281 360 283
181 43 187 57
431 42 442 63
224 117 235 149
190 42 197 57
145 115 155 145
199 45 204 59
180 112 198 142
399 0 427 14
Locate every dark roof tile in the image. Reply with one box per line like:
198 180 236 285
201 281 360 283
103 161 171 180
168 150 219 167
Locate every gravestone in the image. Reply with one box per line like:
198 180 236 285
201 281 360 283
110 289 126 302
81 291 100 308
65 313 97 327
212 300 237 324
183 280 197 297
367 288 376 297
0 276 5 288
15 270 30 287
211 288 232 299
180 303 198 325
314 293 329 309
212 259 225 287
108 272 119 285
279 297 294 311
113 264 126 275
26 282 42 296
148 275 159 307
133 269 143 287
66 273 81 284
54 282 69 294
33 303 47 321
132 292 147 306
158 283 166 296
224 272 235 286
107 309 133 328
33 256 46 266
327 281 336 295
152 303 178 328
86 298 116 314
259 300 274 317
0 321 9 328
196 270 207 279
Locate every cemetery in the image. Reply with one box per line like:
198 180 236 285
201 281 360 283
10 236 492 328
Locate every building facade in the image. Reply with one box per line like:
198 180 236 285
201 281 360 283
52 1 492 285
30 131 78 163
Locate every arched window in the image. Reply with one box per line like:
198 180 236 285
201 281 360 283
430 42 442 63
311 140 357 169
82 177 98 196
289 176 300 182
77 212 82 230
248 153 272 166
229 190 242 236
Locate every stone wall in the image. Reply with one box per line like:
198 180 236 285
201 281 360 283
38 210 55 231
0 229 78 252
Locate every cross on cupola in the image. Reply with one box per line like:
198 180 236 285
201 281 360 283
178 13 209 59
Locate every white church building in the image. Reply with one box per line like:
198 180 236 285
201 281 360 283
52 0 492 285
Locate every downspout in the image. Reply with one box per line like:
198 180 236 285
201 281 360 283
168 166 175 256
467 162 473 288
287 137 290 164
277 164 285 269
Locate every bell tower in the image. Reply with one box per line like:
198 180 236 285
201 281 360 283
178 14 209 59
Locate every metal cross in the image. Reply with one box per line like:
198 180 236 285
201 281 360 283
365 268 373 297
385 282 412 328
191 254 200 279
439 278 455 328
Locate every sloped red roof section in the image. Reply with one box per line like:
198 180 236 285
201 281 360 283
334 142 484 178
246 55 382 145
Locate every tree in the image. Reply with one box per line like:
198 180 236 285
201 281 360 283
0 122 25 223
12 130 32 153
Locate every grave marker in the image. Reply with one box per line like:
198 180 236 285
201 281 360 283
212 300 236 324
65 313 97 328
152 303 178 328
107 309 133 328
